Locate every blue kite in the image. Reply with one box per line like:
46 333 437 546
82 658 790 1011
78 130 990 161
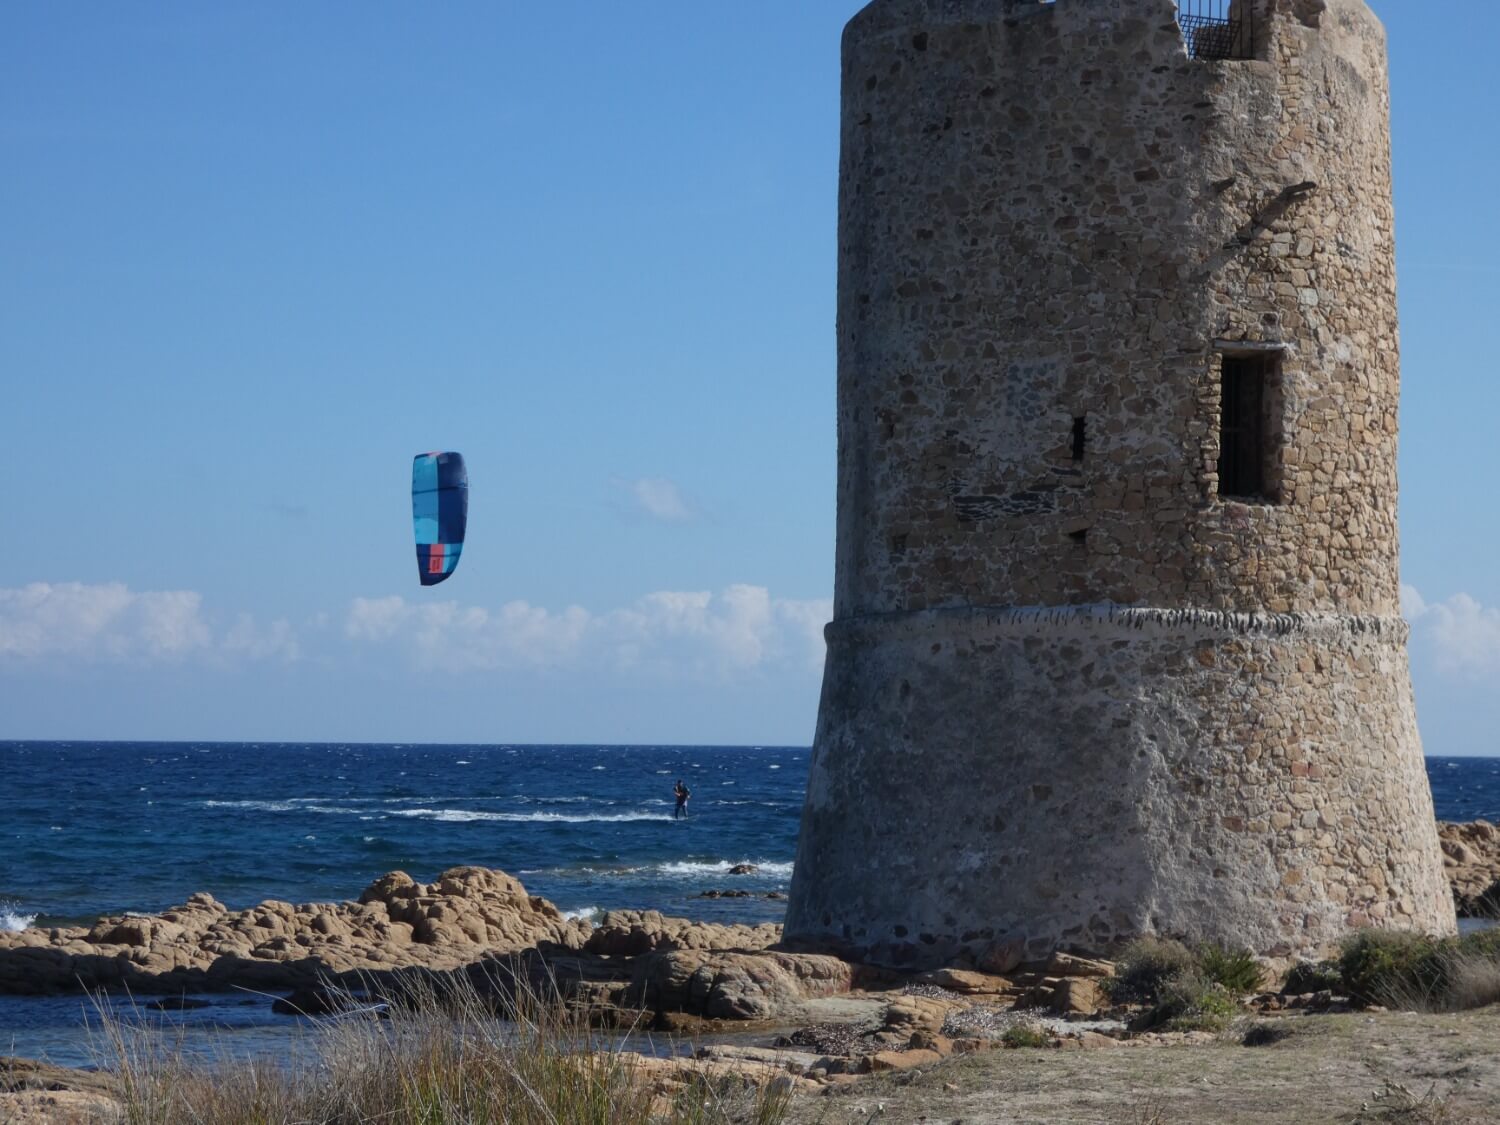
412 452 467 585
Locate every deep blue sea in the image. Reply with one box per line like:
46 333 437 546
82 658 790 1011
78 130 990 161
1 743 809 934
1 743 1498 1067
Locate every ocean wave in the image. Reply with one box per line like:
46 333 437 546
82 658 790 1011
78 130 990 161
202 800 364 815
528 860 795 880
2 903 37 932
562 906 601 923
390 809 671 824
653 860 795 879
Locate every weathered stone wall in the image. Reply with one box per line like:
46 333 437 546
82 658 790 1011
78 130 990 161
832 0 1399 616
793 606 1450 964
787 0 1454 963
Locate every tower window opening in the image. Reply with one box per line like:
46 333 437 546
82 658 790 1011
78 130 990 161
1217 353 1279 502
1177 1 1258 60
1071 416 1086 462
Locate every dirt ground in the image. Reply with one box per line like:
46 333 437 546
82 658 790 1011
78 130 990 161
789 1008 1500 1125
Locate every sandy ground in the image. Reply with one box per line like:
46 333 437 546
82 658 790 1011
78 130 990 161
790 1008 1500 1125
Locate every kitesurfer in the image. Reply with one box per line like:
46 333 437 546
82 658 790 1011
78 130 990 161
673 779 691 819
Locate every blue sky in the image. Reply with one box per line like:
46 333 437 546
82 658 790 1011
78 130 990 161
2 2 1498 751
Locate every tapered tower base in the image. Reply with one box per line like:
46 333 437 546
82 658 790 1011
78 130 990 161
785 606 1453 965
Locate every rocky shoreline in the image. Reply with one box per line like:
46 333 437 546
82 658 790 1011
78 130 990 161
2 821 1498 1121
2 820 1496 1010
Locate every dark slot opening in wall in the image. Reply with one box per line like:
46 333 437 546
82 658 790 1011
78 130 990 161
1071 417 1086 462
1217 353 1276 501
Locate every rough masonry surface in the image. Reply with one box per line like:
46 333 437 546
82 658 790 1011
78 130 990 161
785 0 1454 965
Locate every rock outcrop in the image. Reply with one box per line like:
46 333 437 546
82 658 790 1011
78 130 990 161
0 867 847 1022
582 910 781 957
0 866 586 996
1438 821 1500 916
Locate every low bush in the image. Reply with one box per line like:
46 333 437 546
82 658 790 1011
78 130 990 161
1102 937 1196 1005
1000 1023 1051 1049
1338 930 1444 1007
1131 973 1237 1033
1196 945 1263 995
1338 927 1500 1012
1281 959 1343 996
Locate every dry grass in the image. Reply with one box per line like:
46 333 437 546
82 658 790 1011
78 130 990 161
94 972 792 1125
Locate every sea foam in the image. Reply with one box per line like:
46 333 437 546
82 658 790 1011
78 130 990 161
391 809 670 824
652 860 795 879
1 902 36 932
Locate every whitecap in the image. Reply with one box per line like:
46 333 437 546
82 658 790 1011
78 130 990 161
390 809 670 825
201 800 363 815
769 764 781 770
592 766 606 771
563 906 601 923
651 859 795 879
1 902 36 933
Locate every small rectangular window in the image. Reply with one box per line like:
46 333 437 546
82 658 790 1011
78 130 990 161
1217 354 1277 501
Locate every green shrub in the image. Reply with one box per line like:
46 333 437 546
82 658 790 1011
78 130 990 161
1335 927 1500 1013
1000 1023 1051 1049
1281 959 1343 996
1132 973 1238 1033
1102 937 1196 1005
1456 926 1500 960
1338 930 1444 1006
1196 945 1263 995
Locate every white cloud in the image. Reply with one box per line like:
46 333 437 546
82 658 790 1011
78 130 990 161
0 582 211 661
222 614 301 662
346 596 410 642
345 585 831 678
0 582 305 665
1399 583 1427 620
1402 584 1500 678
0 579 829 680
626 477 695 522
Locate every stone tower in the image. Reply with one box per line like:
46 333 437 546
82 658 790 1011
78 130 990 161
785 0 1455 965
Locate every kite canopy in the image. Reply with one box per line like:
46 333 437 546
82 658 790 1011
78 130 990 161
412 452 467 586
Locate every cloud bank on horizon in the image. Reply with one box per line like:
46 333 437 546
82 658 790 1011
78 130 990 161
0 580 830 679
2 579 1497 750
5 578 1498 678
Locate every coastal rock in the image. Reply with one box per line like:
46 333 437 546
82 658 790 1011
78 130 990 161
1049 978 1105 1016
582 910 781 957
632 949 854 1020
1438 821 1500 915
913 967 1013 995
1 1057 118 1125
0 866 589 997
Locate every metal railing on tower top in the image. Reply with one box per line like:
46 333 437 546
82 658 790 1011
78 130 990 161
1177 0 1258 60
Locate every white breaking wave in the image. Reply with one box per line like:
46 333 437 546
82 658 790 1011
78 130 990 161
391 809 671 824
202 800 363 815
1 903 37 932
652 860 795 879
563 906 601 923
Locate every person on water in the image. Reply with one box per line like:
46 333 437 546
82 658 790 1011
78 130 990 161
673 779 691 819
